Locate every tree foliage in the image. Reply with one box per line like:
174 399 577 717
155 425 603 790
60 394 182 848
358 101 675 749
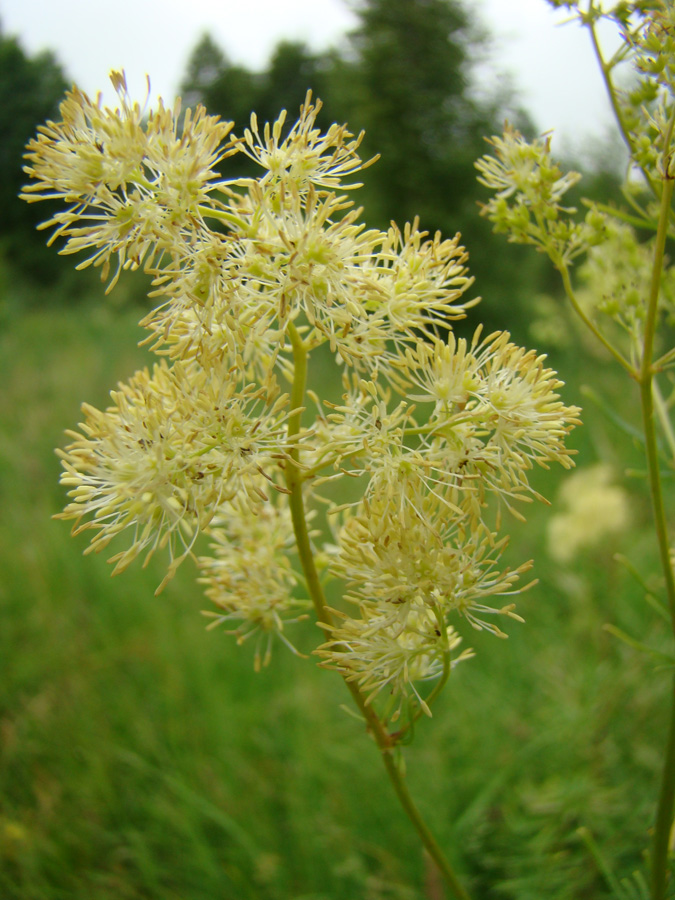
178 0 544 334
0 25 70 283
338 0 489 227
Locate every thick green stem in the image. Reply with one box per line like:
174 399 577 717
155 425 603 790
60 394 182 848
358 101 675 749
641 177 675 900
640 177 675 633
283 320 471 900
284 322 328 627
652 672 675 900
586 7 660 200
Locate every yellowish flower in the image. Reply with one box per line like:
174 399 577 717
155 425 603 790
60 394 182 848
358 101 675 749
22 76 580 693
238 96 371 191
329 487 530 633
199 497 310 670
475 124 587 264
21 71 233 288
317 604 473 715
57 359 290 589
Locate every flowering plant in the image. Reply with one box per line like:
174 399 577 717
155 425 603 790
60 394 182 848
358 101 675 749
476 2 675 897
21 70 581 897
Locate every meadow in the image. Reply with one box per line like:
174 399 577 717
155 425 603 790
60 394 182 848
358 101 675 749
0 287 670 900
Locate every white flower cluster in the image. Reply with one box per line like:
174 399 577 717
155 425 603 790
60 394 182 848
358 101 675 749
23 75 579 715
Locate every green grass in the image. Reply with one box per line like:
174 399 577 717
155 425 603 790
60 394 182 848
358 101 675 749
0 301 670 899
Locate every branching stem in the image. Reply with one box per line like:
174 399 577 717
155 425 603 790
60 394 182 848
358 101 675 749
563 22 675 885
283 319 471 900
557 263 635 377
640 176 675 900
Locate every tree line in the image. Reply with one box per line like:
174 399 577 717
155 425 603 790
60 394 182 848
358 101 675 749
0 0 614 335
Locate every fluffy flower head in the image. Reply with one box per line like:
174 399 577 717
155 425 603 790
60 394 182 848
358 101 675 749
22 75 580 702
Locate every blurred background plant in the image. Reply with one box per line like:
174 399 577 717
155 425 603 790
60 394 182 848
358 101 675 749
475 1 675 896
1 1 669 899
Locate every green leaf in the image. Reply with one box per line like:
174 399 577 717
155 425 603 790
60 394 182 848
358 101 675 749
603 624 675 668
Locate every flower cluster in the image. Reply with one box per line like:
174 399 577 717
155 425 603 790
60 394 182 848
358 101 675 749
56 359 290 591
477 5 675 382
618 1 675 178
475 124 592 266
314 328 578 712
574 211 675 360
22 72 235 288
198 497 310 671
23 74 579 715
546 1 675 182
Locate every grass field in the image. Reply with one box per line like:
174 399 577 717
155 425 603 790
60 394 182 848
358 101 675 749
0 298 671 899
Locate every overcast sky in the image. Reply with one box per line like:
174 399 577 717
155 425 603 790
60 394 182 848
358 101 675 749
0 0 621 155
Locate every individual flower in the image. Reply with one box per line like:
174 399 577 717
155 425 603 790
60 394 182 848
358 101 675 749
316 603 473 716
238 93 372 193
21 71 234 288
402 331 582 513
307 377 411 476
233 182 385 343
362 220 478 345
328 486 530 636
56 358 290 589
199 497 311 670
23 71 148 201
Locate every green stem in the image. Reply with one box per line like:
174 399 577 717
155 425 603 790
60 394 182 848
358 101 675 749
587 14 635 161
557 264 635 377
393 609 453 739
196 204 252 232
284 322 327 625
283 319 471 900
640 177 675 900
640 177 675 633
345 681 471 900
587 8 659 200
590 200 657 233
652 672 675 900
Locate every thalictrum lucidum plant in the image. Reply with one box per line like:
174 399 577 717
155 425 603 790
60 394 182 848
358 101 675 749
476 2 675 897
21 73 580 898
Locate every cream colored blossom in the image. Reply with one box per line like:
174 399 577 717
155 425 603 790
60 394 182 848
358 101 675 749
475 124 588 265
21 71 233 288
402 331 581 513
238 95 371 192
317 604 473 715
363 221 478 339
57 359 290 589
23 78 580 694
328 487 530 632
199 498 310 669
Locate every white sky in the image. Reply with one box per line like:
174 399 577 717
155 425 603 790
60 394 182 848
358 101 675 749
0 0 622 154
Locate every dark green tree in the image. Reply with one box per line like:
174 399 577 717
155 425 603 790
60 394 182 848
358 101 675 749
335 0 548 335
181 34 260 128
178 2 558 336
335 0 489 228
256 40 332 124
180 36 332 180
0 25 69 283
